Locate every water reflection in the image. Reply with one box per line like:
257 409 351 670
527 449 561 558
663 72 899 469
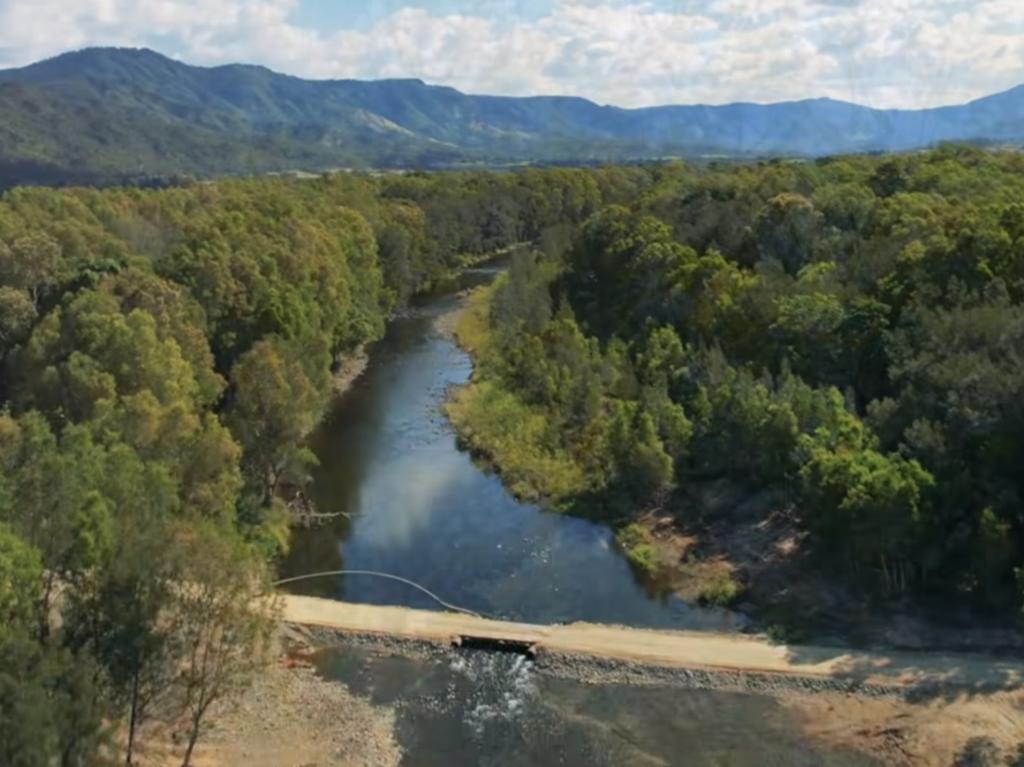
281 269 741 630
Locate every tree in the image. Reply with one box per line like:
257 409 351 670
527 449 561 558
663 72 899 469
79 509 178 767
751 193 822 274
0 286 36 353
225 336 323 509
0 525 109 767
0 234 63 308
171 528 276 767
609 402 674 500
0 522 42 634
799 433 934 590
0 634 59 767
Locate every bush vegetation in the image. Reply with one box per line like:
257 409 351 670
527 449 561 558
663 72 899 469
0 165 639 765
449 146 1024 619
4 147 1024 761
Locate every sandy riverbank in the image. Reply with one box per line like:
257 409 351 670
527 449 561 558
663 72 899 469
186 660 400 767
131 626 401 767
332 348 369 395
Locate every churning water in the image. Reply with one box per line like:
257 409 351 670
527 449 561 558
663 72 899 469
316 645 883 767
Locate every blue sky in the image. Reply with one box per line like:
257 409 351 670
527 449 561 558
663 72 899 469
1 0 1021 108
288 1 559 30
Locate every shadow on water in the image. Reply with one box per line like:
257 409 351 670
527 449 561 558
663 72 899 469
280 264 742 630
315 645 885 767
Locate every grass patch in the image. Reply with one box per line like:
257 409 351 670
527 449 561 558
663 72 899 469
696 571 741 607
452 284 495 355
445 381 589 503
616 523 660 575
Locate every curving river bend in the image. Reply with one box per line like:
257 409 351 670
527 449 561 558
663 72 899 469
279 265 881 766
280 265 736 630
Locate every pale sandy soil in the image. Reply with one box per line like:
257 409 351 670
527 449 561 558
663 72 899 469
132 655 401 767
784 689 1024 766
195 661 400 767
332 348 369 395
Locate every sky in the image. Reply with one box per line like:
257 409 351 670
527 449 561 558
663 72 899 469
0 0 1021 108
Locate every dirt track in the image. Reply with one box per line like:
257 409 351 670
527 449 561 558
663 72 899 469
281 594 1024 691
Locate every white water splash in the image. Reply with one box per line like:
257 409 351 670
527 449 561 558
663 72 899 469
450 652 538 737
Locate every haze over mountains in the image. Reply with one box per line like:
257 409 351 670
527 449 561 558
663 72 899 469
2 47 1024 187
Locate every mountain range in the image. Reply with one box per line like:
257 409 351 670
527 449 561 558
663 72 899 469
2 47 1024 187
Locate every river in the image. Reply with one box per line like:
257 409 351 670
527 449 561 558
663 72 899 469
310 644 881 767
280 265 737 630
279 266 883 765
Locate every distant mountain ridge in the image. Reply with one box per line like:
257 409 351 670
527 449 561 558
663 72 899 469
1 47 1023 187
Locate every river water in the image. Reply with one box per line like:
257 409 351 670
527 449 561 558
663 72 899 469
281 266 736 630
313 645 881 767
280 267 879 764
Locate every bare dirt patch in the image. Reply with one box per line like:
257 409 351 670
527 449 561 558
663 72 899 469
131 627 401 767
635 477 1024 651
783 689 1024 767
332 347 369 396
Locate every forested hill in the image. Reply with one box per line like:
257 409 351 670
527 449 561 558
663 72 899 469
3 47 1024 187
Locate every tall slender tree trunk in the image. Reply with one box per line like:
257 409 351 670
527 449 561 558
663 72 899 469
180 713 202 767
126 665 140 766
38 570 56 642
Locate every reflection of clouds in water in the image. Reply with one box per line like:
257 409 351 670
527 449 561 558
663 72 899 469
355 453 464 549
300 284 744 630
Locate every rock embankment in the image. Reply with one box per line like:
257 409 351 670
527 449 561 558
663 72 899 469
281 594 1024 695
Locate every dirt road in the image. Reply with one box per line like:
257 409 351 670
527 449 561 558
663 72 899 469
281 594 1023 691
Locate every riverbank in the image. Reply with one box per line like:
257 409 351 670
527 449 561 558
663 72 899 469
280 596 1024 767
127 627 402 767
443 284 592 503
176 659 400 767
332 347 369 396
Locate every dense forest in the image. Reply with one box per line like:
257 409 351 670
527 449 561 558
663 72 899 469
2 146 1024 763
448 145 1024 618
0 165 645 765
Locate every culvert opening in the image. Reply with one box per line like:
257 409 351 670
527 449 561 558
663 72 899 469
452 635 537 657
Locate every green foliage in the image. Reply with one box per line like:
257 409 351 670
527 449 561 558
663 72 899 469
750 193 822 273
0 163 618 761
0 523 41 629
227 336 326 504
1 148 1024 763
697 572 741 607
446 148 1024 608
616 524 659 574
446 380 590 503
799 433 934 577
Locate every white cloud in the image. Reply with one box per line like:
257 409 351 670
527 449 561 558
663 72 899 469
0 0 1022 108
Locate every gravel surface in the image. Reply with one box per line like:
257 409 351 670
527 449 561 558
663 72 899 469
194 659 401 767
